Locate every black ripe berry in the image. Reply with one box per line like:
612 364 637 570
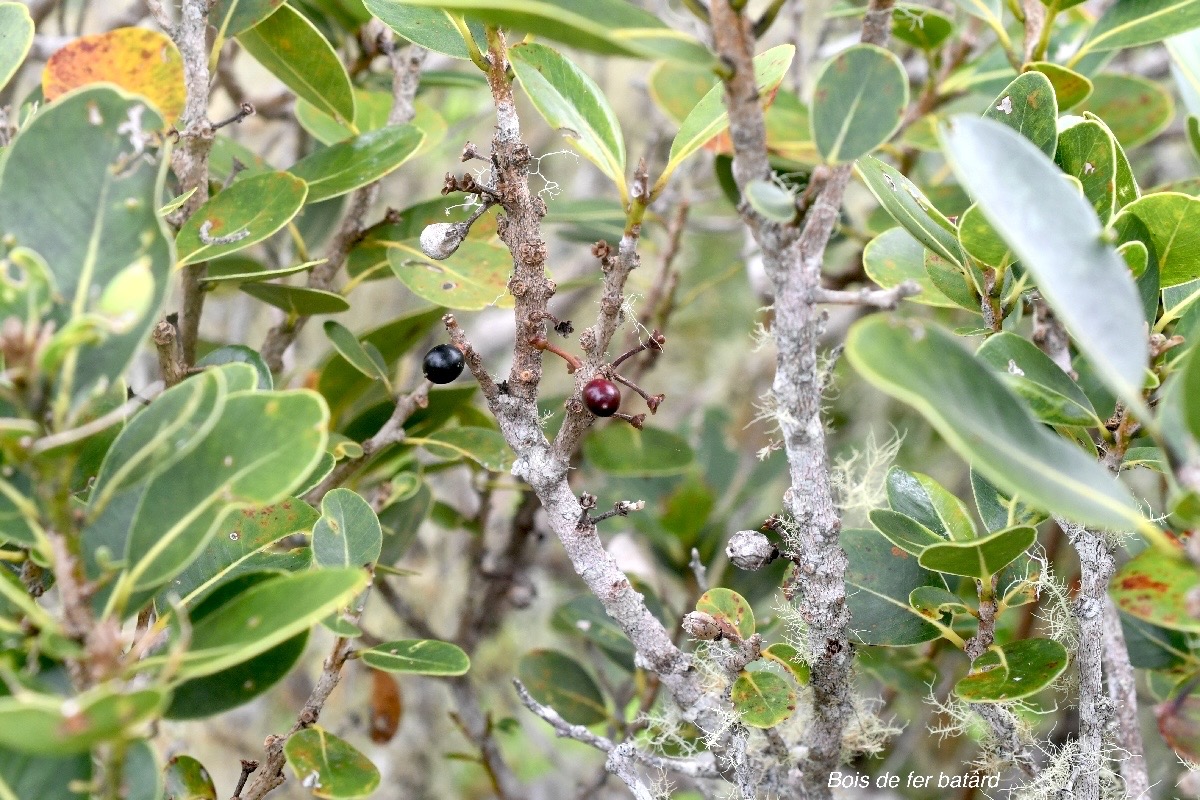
423 344 465 384
583 378 621 417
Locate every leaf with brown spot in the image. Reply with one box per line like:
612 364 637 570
42 28 185 120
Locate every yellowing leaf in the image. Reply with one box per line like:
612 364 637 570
42 28 185 121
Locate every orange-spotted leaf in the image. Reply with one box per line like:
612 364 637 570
43 28 185 120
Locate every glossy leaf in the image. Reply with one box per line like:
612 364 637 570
954 638 1069 702
1116 193 1200 288
240 283 350 314
885 467 977 542
177 568 368 678
844 528 948 646
167 630 308 719
313 489 383 569
983 71 1057 157
1078 73 1173 149
43 28 185 120
976 332 1100 426
939 115 1148 407
211 0 284 37
195 345 273 390
360 639 471 675
415 427 514 472
1024 62 1092 111
237 4 354 123
1111 545 1200 632
176 172 308 266
918 526 1036 580
0 3 33 92
364 1 483 60
890 4 955 49
811 44 908 164
284 727 380 799
165 499 318 606
696 588 755 639
510 42 626 196
761 643 810 684
1077 0 1200 60
387 239 513 310
317 306 444 422
163 755 217 800
863 227 956 307
663 45 794 182
518 649 607 725
582 424 694 476
846 317 1142 531
289 125 423 203
868 509 945 555
855 157 963 266
394 0 715 66
731 670 796 728
323 321 389 385
0 86 171 403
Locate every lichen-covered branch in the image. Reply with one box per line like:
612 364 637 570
707 1 894 794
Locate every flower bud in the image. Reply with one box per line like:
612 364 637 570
419 222 469 260
726 530 778 571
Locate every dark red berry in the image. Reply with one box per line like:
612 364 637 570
423 344 464 384
582 378 621 417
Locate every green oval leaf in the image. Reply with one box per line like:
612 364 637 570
885 467 978 541
845 316 1142 531
582 424 694 477
1077 0 1200 60
984 71 1057 157
855 156 963 266
939 115 1148 408
1055 117 1119 222
237 4 354 123
323 321 389 384
240 283 350 314
313 489 383 569
957 203 1013 266
696 587 755 639
731 669 797 728
289 125 424 203
0 86 170 402
1024 62 1093 111
510 42 626 196
954 638 1069 702
166 631 308 720
1078 73 1174 149
176 172 308 267
744 180 796 222
364 2 483 60
863 227 956 308
976 332 1100 426
518 649 607 725
918 525 1037 581
284 727 380 800
164 755 217 800
663 44 795 183
360 639 470 675
761 643 810 684
844 527 948 647
176 567 368 679
868 509 945 555
0 3 33 92
890 4 955 50
811 44 908 164
1115 192 1200 288
387 239 514 311
415 427 515 472
393 0 715 65
970 469 1048 533
195 344 273 390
